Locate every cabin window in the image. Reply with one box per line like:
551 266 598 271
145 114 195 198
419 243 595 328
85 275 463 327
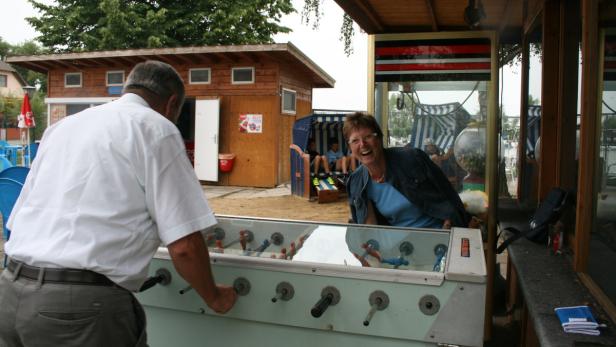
106 71 124 86
66 104 91 116
189 68 211 84
0 74 7 87
231 67 254 84
281 88 296 114
65 72 82 88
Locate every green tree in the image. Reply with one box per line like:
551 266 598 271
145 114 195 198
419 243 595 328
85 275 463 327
1 38 47 138
0 37 11 59
27 0 294 52
302 0 355 56
0 94 22 128
387 92 415 141
0 91 46 141
528 95 540 106
605 116 616 130
30 91 47 141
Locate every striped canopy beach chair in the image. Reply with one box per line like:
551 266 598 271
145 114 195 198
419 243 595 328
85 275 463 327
408 102 471 152
290 111 354 199
526 106 541 157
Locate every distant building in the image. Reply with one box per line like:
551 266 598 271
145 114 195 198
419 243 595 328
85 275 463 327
0 60 29 141
7 43 335 188
0 60 27 98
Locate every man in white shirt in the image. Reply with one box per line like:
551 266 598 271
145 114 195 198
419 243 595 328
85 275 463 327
0 60 236 346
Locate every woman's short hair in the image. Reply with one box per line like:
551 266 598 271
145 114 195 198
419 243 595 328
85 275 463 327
343 112 383 141
124 60 185 102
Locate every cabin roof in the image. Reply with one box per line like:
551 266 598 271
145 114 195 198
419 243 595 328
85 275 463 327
6 42 335 88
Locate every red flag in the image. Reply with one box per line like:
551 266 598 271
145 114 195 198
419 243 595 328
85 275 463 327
21 93 35 128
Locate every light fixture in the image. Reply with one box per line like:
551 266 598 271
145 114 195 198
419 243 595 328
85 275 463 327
464 0 486 28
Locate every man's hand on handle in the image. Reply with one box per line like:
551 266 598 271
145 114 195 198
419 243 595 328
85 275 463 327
207 285 237 314
168 231 238 315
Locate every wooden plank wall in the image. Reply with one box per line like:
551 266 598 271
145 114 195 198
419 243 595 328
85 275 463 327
45 58 319 188
49 68 127 97
217 95 278 187
48 62 281 98
278 63 315 185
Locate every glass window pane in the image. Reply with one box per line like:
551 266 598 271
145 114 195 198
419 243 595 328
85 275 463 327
380 80 488 193
190 69 210 83
520 25 542 204
65 73 81 86
283 89 296 113
374 36 493 194
107 72 123 85
233 68 253 83
588 29 616 306
66 104 90 115
0 74 7 87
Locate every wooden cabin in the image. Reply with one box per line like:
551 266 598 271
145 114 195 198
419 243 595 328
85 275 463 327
333 0 616 346
6 43 334 188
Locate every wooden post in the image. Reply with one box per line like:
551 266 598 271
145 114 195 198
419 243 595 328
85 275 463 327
574 0 599 272
556 0 580 192
517 33 530 201
538 0 561 200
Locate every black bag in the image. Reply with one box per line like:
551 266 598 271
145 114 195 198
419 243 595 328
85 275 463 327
496 187 570 254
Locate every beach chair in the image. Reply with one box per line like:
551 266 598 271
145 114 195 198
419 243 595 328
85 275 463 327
23 142 39 167
0 167 30 243
0 140 8 157
0 156 12 171
290 111 352 200
408 102 471 152
0 166 30 185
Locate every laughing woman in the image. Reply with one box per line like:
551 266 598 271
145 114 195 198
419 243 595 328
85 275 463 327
344 112 469 228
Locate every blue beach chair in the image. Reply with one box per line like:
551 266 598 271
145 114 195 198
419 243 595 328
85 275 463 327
0 167 30 265
0 156 12 171
23 143 39 166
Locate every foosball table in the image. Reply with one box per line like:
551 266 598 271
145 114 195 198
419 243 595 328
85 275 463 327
136 215 486 347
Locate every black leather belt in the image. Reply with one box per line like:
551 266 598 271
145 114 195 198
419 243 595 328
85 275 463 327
7 259 116 286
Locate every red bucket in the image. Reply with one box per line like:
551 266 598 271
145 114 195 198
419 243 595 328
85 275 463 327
218 153 236 173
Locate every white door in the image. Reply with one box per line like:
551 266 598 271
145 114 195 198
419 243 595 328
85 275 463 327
194 99 220 181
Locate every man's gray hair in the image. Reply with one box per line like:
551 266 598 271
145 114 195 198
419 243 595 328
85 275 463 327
124 60 185 102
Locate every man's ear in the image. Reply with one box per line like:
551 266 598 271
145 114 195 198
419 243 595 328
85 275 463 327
165 94 179 122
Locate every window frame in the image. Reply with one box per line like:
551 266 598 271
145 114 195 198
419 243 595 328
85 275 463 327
0 74 7 88
231 67 255 85
281 88 297 115
189 68 212 85
64 72 83 88
106 70 125 87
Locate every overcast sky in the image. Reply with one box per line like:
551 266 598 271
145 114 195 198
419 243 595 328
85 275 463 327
0 0 545 117
0 0 369 111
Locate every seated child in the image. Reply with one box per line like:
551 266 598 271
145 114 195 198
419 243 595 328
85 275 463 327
307 139 335 186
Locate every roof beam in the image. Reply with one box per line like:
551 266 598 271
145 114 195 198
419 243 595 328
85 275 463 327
173 54 193 65
236 52 259 63
211 52 237 64
334 0 384 34
498 0 513 34
47 59 71 69
81 58 107 67
152 54 178 66
116 56 139 66
17 61 52 73
425 0 439 31
203 54 220 64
